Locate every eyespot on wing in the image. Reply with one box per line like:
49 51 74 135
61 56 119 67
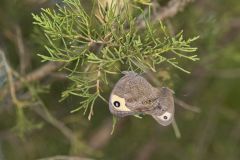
152 111 174 126
110 94 131 112
157 112 172 121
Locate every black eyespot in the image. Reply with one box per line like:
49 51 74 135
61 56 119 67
163 116 168 120
113 101 120 107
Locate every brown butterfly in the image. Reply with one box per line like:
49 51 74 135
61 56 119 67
109 71 175 126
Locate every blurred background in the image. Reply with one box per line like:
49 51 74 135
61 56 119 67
0 0 240 160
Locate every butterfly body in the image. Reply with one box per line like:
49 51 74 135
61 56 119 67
109 71 175 126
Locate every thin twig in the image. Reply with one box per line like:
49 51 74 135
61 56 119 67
24 0 51 6
15 25 30 74
30 103 77 143
0 49 25 108
38 155 93 160
154 0 193 20
171 118 181 138
96 68 101 93
174 97 201 113
138 0 193 29
24 61 64 83
0 60 63 104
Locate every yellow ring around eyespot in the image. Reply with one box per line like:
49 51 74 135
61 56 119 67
111 95 131 112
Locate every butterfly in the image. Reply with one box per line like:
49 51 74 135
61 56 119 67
109 71 175 126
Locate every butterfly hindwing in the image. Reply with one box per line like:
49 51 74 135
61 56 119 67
152 87 175 126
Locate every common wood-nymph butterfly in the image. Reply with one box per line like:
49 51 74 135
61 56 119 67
109 71 175 126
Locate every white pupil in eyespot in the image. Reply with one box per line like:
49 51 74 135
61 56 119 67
113 101 120 107
158 112 171 121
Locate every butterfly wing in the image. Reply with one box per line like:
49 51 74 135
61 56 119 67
152 87 175 126
109 72 157 116
109 72 138 117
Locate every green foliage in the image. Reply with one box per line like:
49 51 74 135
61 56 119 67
12 108 43 139
32 0 199 119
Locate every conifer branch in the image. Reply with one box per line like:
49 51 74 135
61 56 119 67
32 0 199 119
